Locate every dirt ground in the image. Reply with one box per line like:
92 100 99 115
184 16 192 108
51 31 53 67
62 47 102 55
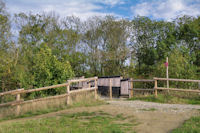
0 100 200 133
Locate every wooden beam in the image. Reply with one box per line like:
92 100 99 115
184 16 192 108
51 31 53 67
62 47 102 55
70 87 96 94
66 82 71 105
156 87 200 93
109 79 112 100
16 92 21 115
154 77 200 83
129 79 154 82
0 88 24 96
154 80 158 97
12 83 69 95
130 78 133 98
133 88 154 91
0 100 23 107
68 77 98 83
12 94 69 106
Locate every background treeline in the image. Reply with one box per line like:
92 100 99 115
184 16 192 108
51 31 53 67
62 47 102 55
0 1 200 92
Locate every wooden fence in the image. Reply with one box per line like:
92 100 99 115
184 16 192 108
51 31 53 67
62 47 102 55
128 78 200 98
0 77 98 115
154 77 200 97
128 79 155 98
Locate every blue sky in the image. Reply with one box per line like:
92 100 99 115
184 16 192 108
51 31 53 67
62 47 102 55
4 0 200 20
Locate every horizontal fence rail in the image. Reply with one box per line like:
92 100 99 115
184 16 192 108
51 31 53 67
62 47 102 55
154 77 200 97
128 77 200 98
154 77 200 83
128 79 154 82
0 77 98 115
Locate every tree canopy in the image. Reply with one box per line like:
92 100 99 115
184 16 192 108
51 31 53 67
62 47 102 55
0 0 199 93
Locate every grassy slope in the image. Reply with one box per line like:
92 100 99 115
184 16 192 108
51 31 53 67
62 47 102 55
0 111 136 133
0 99 105 122
129 94 200 105
172 115 200 133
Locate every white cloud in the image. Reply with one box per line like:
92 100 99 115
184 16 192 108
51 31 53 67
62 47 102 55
5 0 120 20
131 0 200 20
98 0 125 6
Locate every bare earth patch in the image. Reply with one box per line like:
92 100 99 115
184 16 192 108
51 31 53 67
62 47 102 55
0 99 200 133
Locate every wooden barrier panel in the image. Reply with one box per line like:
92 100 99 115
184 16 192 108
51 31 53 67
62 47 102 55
128 79 155 98
0 77 98 116
153 77 200 96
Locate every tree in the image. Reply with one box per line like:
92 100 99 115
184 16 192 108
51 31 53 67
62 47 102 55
18 43 74 91
0 0 18 91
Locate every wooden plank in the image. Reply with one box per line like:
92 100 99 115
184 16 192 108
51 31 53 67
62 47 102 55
12 93 70 106
129 79 154 82
109 79 112 100
69 77 98 83
154 80 158 97
133 88 154 91
12 83 69 95
70 87 96 94
130 78 133 98
0 88 24 96
66 83 71 105
16 93 21 115
154 77 200 83
0 100 23 107
98 77 121 87
156 87 200 93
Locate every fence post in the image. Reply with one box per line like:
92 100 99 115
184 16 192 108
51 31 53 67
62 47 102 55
95 79 98 99
154 79 157 97
67 82 71 105
109 78 112 100
16 92 21 116
130 78 133 98
88 80 91 88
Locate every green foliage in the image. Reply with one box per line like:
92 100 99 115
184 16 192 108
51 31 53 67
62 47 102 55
18 43 74 90
155 49 197 79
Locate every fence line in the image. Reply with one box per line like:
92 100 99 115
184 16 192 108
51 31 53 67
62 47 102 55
0 77 98 115
128 77 200 98
154 77 200 97
128 79 155 98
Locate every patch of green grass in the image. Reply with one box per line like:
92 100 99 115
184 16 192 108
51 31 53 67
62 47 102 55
172 116 200 133
140 108 157 111
129 94 200 105
0 99 105 122
0 111 136 133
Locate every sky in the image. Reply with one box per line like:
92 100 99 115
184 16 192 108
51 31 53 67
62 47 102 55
4 0 200 21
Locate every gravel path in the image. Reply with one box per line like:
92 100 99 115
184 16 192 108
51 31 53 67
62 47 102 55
108 100 200 113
